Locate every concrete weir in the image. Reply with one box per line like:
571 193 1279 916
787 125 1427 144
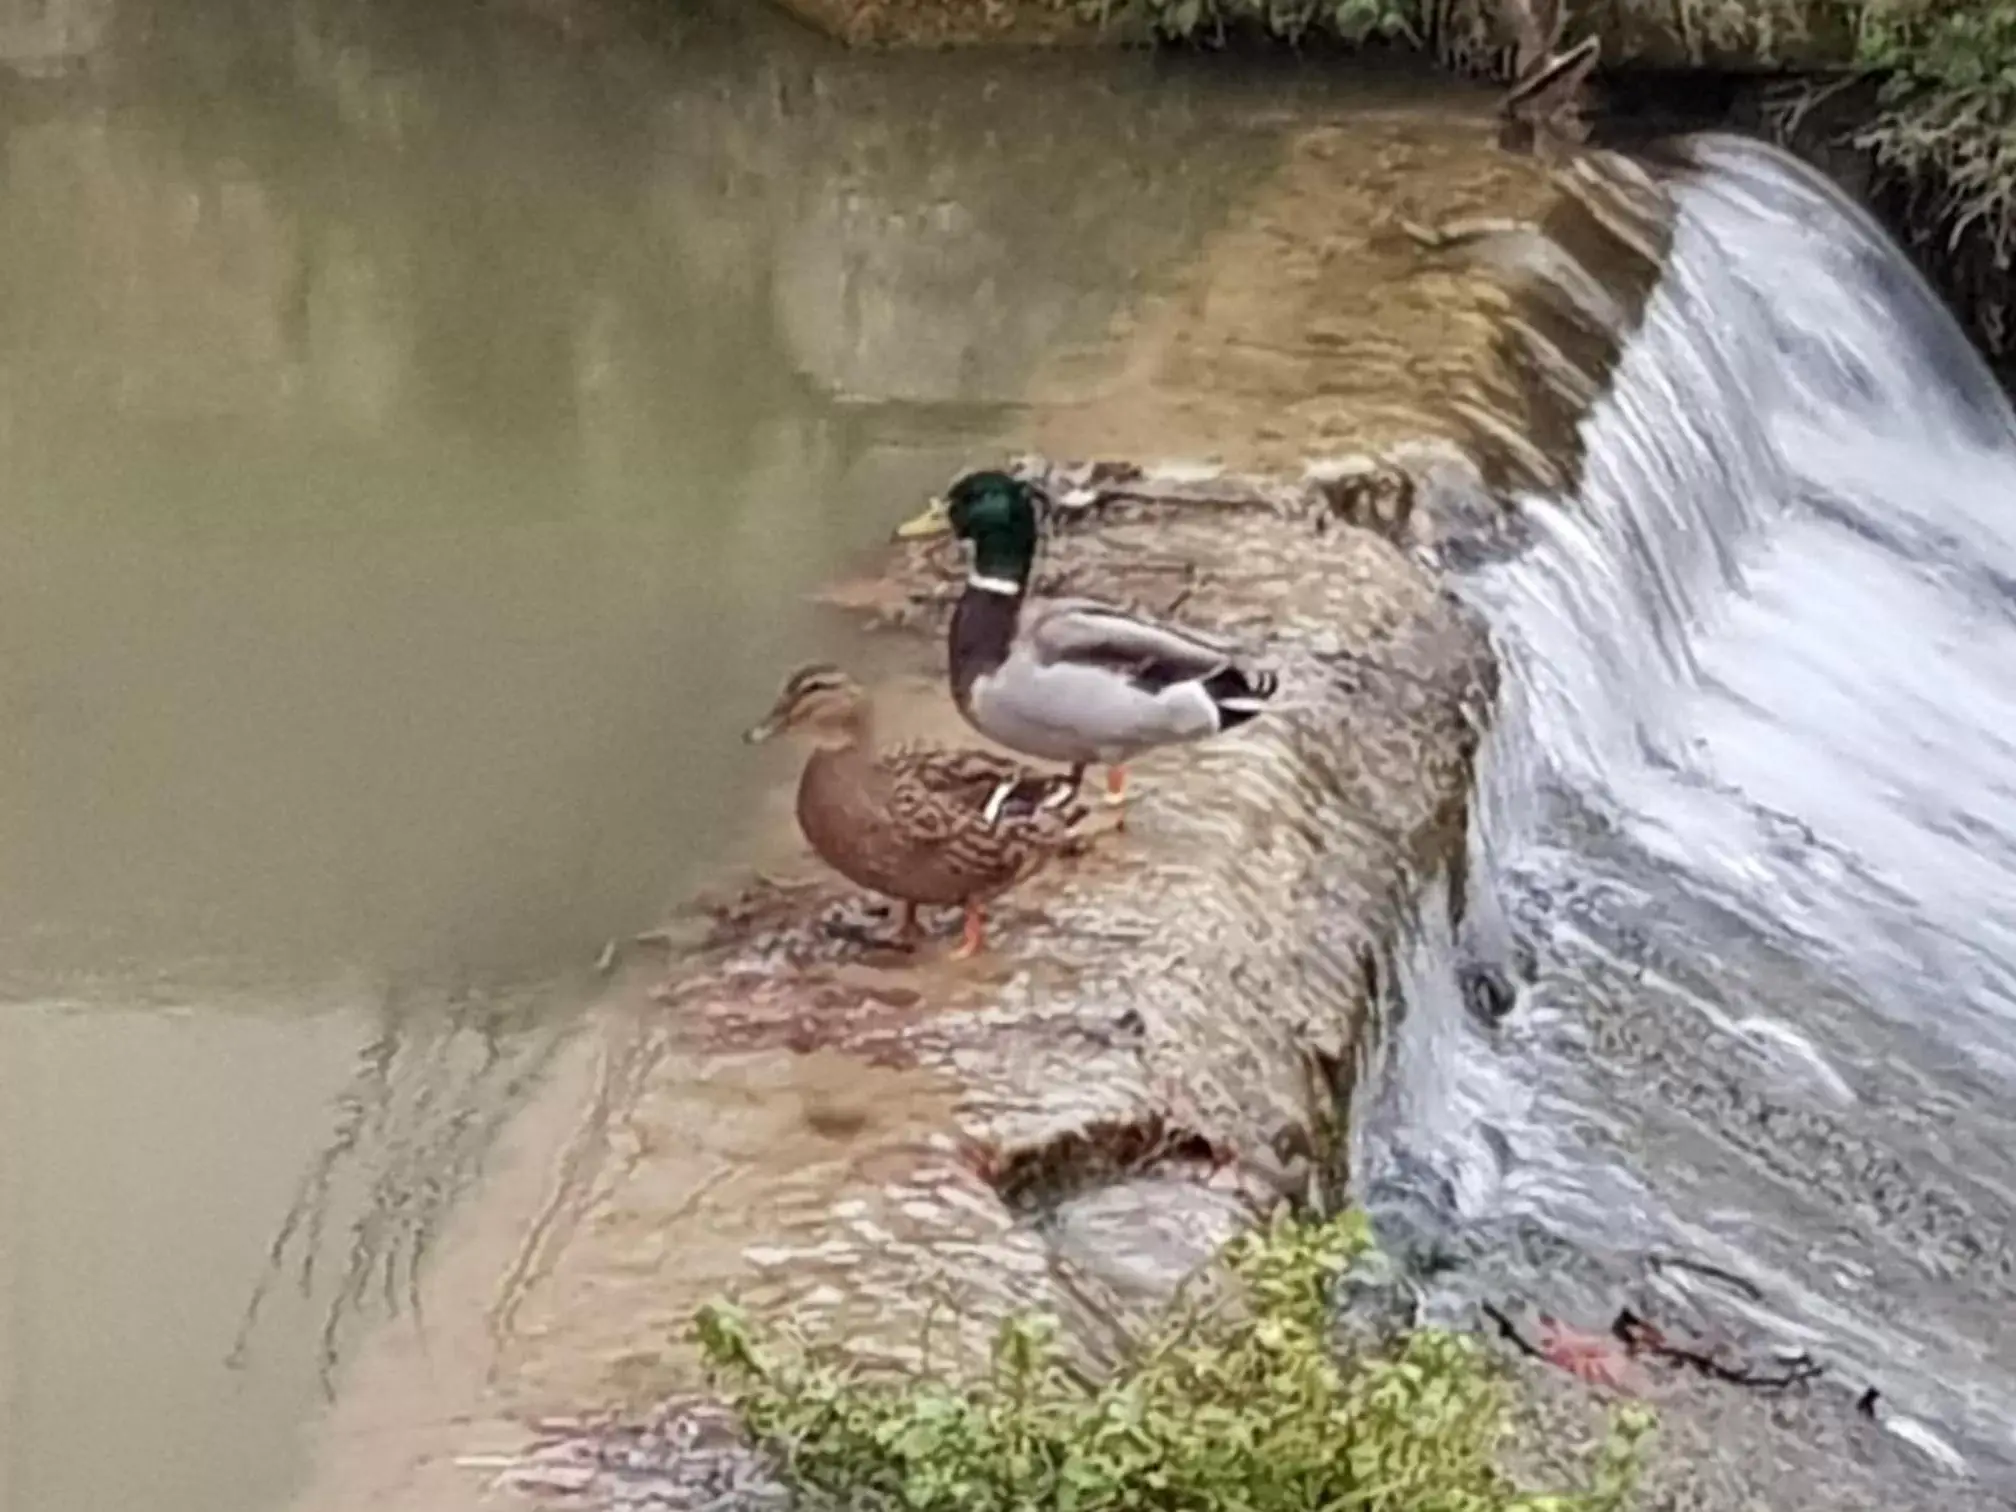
458 463 1501 1506
286 103 1648 1512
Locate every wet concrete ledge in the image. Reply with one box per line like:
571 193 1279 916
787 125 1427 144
679 455 1493 1341
467 454 1501 1504
284 104 1629 1512
278 457 1501 1512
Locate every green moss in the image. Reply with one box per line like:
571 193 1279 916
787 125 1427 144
1855 1 2016 268
1856 0 2016 90
696 1212 1653 1512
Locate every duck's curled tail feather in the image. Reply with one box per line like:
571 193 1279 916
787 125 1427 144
1200 665 1280 731
981 769 1088 828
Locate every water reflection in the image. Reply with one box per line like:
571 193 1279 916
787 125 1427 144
229 980 573 1393
0 7 1324 1512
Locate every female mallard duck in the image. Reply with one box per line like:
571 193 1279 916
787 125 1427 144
742 663 1087 958
893 470 1278 818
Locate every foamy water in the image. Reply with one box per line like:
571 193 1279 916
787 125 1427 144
1357 134 2016 1491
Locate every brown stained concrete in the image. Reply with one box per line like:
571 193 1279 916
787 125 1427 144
1024 111 1558 471
287 107 1559 1512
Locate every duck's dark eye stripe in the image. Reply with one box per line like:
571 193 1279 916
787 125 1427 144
785 664 846 696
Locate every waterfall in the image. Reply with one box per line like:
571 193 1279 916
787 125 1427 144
1357 133 2016 1495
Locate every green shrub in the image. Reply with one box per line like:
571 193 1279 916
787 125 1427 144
695 1211 1652 1512
1856 1 2016 264
1089 0 1424 48
1858 0 2016 93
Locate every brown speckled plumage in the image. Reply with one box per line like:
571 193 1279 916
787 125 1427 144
746 664 1086 950
796 737 1081 908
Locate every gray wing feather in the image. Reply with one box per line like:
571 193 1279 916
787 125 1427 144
1023 599 1233 679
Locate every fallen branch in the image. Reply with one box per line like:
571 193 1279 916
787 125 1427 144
1612 1307 1820 1391
1483 1298 1820 1396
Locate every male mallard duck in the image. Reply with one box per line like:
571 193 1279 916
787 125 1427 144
743 663 1087 958
893 469 1278 819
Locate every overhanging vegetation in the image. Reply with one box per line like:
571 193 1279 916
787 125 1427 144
1853 1 2016 348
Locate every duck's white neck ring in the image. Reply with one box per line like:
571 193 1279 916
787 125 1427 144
966 573 1023 596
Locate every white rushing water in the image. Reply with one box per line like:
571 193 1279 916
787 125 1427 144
1358 133 2016 1493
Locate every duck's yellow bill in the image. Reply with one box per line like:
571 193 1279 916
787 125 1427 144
892 497 951 540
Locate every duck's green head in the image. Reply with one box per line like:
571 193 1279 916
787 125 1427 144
894 470 1040 584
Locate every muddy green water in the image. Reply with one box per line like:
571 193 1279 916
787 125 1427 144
0 5 1412 1509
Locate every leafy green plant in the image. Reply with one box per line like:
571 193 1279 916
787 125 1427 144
1857 0 2016 89
1852 0 2016 308
695 1212 1653 1512
1088 0 1423 47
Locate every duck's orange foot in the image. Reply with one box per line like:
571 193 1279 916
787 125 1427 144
1102 764 1129 829
949 902 988 960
